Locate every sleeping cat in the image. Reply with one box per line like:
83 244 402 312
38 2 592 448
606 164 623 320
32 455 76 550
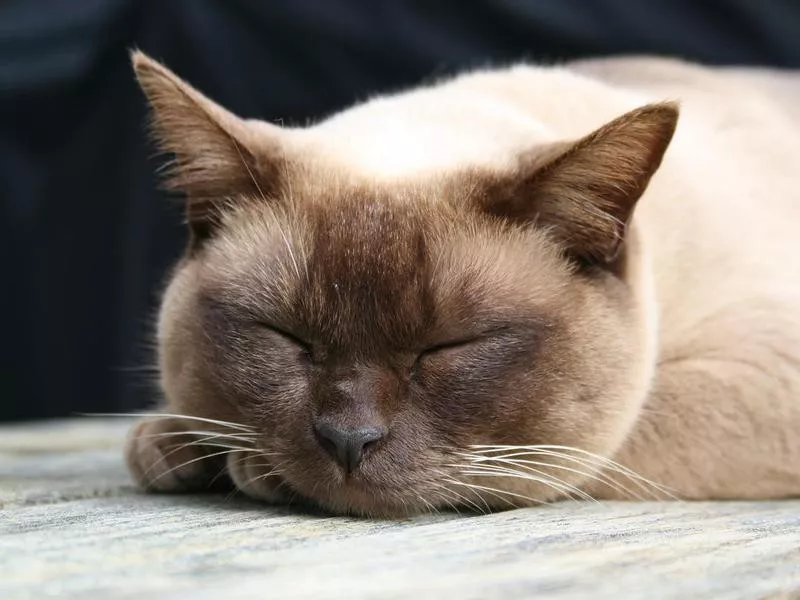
125 50 800 516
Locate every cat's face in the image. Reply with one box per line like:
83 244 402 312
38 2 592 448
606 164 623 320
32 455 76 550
135 52 676 516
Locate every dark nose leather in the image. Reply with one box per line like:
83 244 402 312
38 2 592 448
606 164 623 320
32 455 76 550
314 422 386 473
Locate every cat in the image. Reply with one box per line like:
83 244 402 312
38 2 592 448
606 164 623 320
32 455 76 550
125 50 800 517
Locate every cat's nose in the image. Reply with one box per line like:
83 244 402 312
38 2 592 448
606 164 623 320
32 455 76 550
313 422 386 473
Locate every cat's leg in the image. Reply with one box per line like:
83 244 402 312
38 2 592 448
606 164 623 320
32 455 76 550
126 416 291 503
125 416 232 492
594 354 800 500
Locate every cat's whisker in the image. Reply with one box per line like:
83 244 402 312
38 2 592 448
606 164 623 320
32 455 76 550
428 479 486 514
225 453 260 471
456 462 597 503
310 478 330 508
432 486 472 514
233 450 289 494
230 135 267 203
219 453 275 488
150 448 257 487
209 455 280 489
433 489 462 515
502 455 645 501
416 493 439 515
223 482 245 503
468 444 679 500
473 450 665 501
239 465 286 491
223 449 284 504
193 442 263 453
461 469 590 503
284 484 302 509
431 466 491 513
457 458 599 503
239 133 305 285
442 476 511 508
443 477 545 508
83 412 256 433
136 430 258 443
503 450 659 499
455 483 493 514
431 490 461 516
277 226 302 281
141 434 262 479
455 450 648 501
141 433 230 479
551 452 678 500
444 446 636 500
209 463 232 488
400 495 415 519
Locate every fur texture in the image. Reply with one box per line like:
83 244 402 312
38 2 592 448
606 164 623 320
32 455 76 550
126 51 800 516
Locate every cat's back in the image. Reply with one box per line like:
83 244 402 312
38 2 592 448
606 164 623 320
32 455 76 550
295 60 691 178
569 56 800 130
297 56 799 188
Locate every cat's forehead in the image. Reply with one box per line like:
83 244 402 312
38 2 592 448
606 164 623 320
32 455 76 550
301 192 435 350
202 186 433 345
205 179 570 351
310 192 425 277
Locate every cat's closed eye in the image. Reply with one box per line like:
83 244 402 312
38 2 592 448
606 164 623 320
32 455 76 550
255 322 314 361
412 330 511 372
415 337 481 364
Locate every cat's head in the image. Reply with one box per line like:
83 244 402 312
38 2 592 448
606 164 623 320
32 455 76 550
134 52 677 516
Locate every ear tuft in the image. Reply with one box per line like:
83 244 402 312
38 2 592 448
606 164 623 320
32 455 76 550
130 49 169 84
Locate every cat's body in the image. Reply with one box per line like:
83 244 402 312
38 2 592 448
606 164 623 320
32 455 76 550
568 59 800 498
126 52 800 515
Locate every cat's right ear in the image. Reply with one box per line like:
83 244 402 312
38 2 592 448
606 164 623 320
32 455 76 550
131 50 284 248
475 102 678 269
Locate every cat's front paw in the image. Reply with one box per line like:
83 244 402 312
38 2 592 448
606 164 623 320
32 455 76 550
125 417 229 493
227 451 290 504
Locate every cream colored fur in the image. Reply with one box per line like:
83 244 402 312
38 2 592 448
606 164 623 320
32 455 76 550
275 56 800 499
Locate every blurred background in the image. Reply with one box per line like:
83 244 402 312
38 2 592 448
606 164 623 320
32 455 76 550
1 0 799 422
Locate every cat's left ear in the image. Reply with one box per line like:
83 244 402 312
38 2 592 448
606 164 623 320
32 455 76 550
132 50 284 246
480 102 679 266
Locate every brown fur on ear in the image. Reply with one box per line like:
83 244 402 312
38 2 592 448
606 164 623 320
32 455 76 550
483 102 679 265
131 50 283 245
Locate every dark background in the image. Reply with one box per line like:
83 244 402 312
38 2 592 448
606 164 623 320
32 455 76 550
2 0 799 422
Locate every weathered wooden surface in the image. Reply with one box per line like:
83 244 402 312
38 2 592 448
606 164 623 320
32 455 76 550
1 419 799 599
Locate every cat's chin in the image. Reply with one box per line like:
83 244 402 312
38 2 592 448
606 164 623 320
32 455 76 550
227 453 440 517
308 486 435 519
